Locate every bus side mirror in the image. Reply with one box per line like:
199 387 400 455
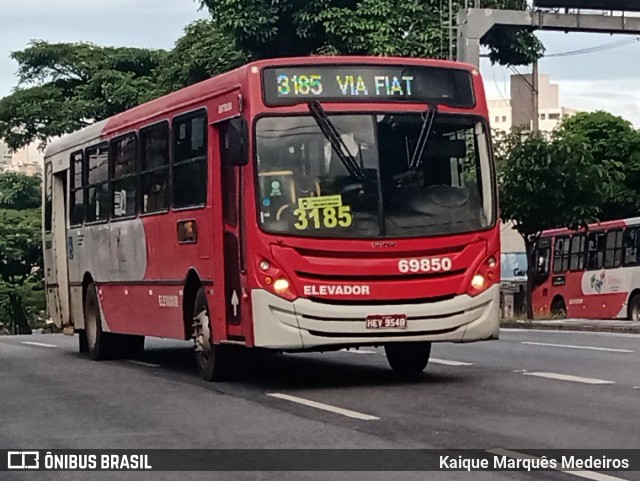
222 117 249 166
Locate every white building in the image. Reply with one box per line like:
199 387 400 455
0 141 12 172
489 74 578 133
0 141 43 176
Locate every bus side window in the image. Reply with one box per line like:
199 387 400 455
623 227 639 266
173 111 207 209
604 229 623 269
70 151 84 225
587 231 605 270
552 236 569 273
111 134 137 218
85 144 109 223
569 234 585 271
140 123 170 214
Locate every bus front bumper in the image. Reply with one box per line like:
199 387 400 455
251 285 500 350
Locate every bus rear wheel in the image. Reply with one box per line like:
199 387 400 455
192 287 234 381
84 283 114 360
628 295 640 321
83 283 145 360
384 342 431 376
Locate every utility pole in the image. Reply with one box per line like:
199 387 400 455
531 59 539 132
449 0 454 60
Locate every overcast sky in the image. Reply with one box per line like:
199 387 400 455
1 2 640 125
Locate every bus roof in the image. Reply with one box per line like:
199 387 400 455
540 217 640 237
44 56 478 158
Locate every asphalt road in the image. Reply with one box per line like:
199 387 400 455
1 328 639 481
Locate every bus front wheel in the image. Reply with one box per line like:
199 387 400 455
192 287 234 381
384 342 431 376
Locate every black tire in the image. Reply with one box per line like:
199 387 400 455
628 295 640 321
78 330 89 354
550 297 567 319
384 342 432 376
84 283 114 360
193 287 234 381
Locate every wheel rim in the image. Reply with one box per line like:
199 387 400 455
85 301 97 349
193 307 212 362
632 302 640 322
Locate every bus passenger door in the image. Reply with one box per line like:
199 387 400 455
219 117 248 338
212 92 247 340
44 161 71 331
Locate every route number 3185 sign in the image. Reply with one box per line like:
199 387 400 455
293 195 353 230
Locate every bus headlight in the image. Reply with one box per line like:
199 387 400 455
273 278 290 294
467 253 500 297
471 274 486 291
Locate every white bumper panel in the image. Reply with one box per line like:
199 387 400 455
251 285 500 350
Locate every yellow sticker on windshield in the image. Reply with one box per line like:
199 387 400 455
297 195 343 210
294 195 353 230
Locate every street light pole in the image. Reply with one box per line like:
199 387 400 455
532 59 539 132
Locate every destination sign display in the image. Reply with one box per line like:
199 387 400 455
262 65 475 108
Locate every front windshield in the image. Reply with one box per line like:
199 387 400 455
255 113 494 238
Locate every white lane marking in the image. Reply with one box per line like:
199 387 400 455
430 358 473 366
126 360 160 368
267 393 379 421
21 341 57 348
501 328 640 338
523 372 614 385
488 448 630 481
522 341 633 353
340 348 376 354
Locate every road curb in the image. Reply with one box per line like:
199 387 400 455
501 320 640 334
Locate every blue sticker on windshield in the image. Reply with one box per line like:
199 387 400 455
263 198 272 207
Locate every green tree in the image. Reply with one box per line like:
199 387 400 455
200 0 543 65
158 19 248 93
0 173 44 334
555 111 640 221
0 41 167 150
0 171 41 209
498 130 623 317
0 23 249 151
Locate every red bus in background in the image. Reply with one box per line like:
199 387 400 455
43 56 500 381
532 217 640 320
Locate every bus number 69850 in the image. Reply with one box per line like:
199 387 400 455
398 257 453 273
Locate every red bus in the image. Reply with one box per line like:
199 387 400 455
43 56 500 381
532 217 640 320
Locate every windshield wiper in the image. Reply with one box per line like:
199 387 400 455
409 105 438 171
308 101 365 180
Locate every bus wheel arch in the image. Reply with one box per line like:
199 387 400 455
550 296 567 319
627 290 640 321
